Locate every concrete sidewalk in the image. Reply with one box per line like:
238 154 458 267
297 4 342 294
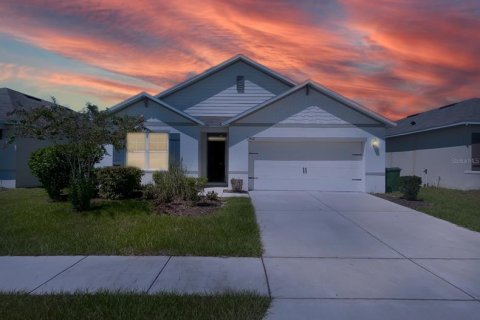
0 256 268 295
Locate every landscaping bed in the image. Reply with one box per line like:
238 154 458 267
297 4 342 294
0 292 271 320
0 188 263 256
376 187 480 232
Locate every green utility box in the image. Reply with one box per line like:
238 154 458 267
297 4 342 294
385 167 401 193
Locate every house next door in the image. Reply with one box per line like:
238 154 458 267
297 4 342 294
207 134 227 183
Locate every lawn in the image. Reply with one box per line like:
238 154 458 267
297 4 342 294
0 189 263 256
380 187 480 232
0 292 271 320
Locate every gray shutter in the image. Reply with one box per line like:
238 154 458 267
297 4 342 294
472 133 480 171
169 133 180 167
113 147 126 166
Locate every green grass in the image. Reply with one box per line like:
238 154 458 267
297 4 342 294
383 187 480 232
0 189 263 256
417 187 480 232
0 292 271 320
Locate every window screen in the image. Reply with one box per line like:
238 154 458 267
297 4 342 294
126 132 169 170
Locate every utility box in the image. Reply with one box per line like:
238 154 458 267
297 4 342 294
385 167 401 193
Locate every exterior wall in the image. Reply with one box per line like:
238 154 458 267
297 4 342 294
386 125 480 190
228 88 387 192
113 99 200 184
0 127 16 188
162 61 292 114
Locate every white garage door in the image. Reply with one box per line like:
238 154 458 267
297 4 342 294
249 140 364 191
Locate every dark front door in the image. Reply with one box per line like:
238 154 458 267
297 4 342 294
207 134 226 182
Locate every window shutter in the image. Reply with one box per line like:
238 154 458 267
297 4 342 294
169 133 181 167
472 133 480 171
113 147 126 166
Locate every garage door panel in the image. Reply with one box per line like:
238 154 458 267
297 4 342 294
249 140 365 191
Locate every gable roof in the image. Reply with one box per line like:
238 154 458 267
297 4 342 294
155 54 296 99
108 92 204 125
223 81 396 127
386 98 480 138
0 88 56 123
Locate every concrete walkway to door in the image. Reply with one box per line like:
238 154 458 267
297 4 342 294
251 191 480 320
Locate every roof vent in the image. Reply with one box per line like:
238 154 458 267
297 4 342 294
439 102 457 110
406 113 420 118
236 76 245 93
23 94 42 102
410 121 416 126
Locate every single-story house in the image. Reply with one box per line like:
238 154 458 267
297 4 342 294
104 55 395 192
0 88 54 188
386 98 480 190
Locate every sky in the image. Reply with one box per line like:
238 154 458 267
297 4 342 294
0 0 479 120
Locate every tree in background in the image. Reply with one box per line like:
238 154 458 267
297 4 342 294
10 100 143 211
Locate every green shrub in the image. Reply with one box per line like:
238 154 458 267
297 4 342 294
96 166 143 200
399 175 422 200
152 165 207 203
28 145 71 201
142 183 158 200
206 190 219 201
70 176 95 211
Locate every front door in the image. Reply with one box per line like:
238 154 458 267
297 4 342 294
207 134 226 182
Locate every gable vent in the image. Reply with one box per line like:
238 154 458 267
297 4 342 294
236 75 245 93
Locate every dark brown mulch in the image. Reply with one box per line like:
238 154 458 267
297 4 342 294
374 193 432 210
154 199 222 216
223 189 249 194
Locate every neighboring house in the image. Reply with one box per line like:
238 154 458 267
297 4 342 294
105 55 395 192
0 88 55 188
386 98 480 190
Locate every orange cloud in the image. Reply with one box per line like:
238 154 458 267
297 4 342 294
0 0 478 119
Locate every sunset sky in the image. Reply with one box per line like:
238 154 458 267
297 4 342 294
0 0 479 120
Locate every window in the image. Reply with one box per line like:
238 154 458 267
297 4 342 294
127 132 169 170
236 75 245 93
472 133 480 171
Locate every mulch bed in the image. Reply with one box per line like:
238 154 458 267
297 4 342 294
223 189 248 194
154 199 223 216
374 193 432 210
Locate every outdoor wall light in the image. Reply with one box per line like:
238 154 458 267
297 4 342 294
371 138 380 148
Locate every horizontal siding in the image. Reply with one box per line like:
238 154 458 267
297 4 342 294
162 61 291 116
184 80 275 117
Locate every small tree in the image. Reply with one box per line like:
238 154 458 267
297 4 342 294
9 100 143 211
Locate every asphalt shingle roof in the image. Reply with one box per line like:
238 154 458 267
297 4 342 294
387 98 480 137
0 88 55 122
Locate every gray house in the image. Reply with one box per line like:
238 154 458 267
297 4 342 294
104 55 394 193
386 98 480 190
0 88 54 188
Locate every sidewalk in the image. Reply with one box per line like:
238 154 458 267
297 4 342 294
0 256 268 295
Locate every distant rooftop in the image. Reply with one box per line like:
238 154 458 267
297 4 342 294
0 88 56 122
387 98 480 137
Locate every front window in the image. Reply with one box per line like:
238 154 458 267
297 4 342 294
127 132 168 170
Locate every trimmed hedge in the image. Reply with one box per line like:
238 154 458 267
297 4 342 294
399 175 422 200
28 145 70 201
96 166 143 200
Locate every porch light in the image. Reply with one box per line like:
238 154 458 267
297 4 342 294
207 136 227 142
371 138 380 148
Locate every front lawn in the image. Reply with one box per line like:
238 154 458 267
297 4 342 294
378 187 480 232
0 292 271 320
0 189 262 256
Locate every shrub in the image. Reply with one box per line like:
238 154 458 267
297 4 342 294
153 165 208 203
206 190 219 201
96 166 143 200
142 183 158 200
70 176 95 211
230 178 243 192
399 175 422 200
29 145 71 201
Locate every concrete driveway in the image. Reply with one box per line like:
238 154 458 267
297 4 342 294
250 191 480 320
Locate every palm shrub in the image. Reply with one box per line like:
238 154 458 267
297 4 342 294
96 166 143 200
28 145 71 201
153 165 207 203
399 175 422 200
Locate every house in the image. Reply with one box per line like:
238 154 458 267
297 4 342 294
0 88 55 188
386 98 480 190
104 55 395 192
